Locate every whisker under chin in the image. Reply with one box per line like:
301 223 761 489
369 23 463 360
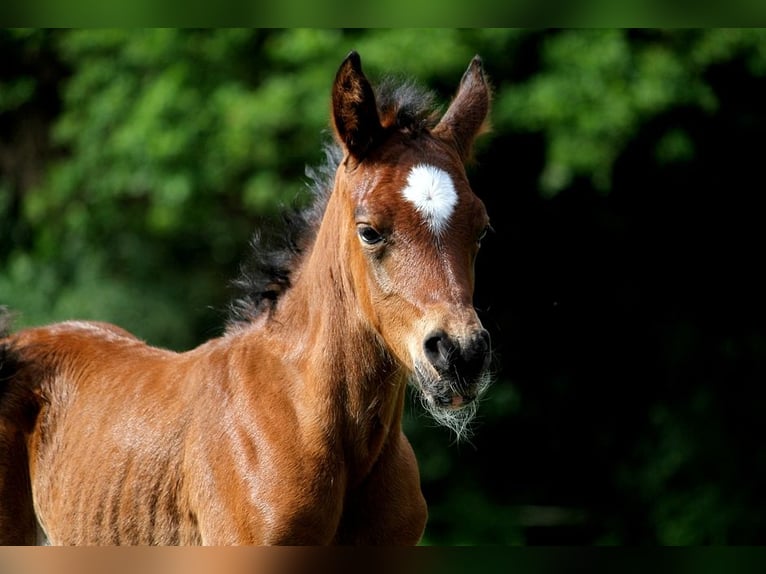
410 363 492 442
422 395 480 442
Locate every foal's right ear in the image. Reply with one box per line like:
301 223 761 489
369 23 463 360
433 55 491 162
332 51 384 161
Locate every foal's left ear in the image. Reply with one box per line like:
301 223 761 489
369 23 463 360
332 51 384 161
433 55 492 162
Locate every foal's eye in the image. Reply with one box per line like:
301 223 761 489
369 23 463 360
477 224 492 244
358 225 384 245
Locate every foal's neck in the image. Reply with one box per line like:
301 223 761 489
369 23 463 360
263 191 407 472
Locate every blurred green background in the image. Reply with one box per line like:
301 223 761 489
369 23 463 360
2 29 766 545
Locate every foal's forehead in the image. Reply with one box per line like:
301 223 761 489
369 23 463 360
353 140 486 234
366 162 485 234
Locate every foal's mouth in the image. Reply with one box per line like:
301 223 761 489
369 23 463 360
415 327 491 408
432 389 478 409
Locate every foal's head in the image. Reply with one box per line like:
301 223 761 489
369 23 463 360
331 52 493 436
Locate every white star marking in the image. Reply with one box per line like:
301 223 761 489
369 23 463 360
401 164 457 235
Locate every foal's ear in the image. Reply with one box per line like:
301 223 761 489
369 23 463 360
332 51 384 161
434 55 492 162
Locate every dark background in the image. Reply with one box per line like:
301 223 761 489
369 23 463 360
2 29 765 544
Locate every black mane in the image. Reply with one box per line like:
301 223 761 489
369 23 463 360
225 143 341 328
225 76 440 328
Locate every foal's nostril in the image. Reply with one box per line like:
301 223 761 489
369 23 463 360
424 329 490 377
472 329 491 361
423 330 455 372
461 329 491 375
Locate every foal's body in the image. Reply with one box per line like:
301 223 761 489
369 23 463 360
0 51 492 545
19 316 421 545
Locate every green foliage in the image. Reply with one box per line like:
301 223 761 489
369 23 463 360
495 29 766 195
0 249 196 349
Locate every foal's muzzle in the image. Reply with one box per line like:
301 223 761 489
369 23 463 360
423 328 491 406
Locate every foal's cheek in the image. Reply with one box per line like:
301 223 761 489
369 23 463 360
351 258 415 362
